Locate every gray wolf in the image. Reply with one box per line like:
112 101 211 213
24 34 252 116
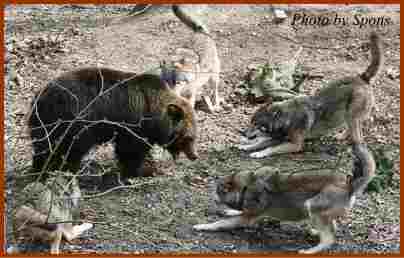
239 32 382 158
194 143 376 253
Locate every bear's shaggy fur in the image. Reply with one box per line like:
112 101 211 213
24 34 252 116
28 67 198 181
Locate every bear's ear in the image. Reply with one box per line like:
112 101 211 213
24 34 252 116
167 104 185 123
161 81 172 91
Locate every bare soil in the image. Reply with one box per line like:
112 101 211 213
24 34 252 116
5 4 400 254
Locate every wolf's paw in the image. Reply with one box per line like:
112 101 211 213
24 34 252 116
238 136 250 145
222 209 243 217
298 248 315 254
250 151 269 158
309 228 320 236
193 223 213 231
335 130 350 141
81 223 94 231
237 144 250 151
73 222 93 235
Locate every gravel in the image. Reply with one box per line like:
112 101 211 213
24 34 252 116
5 4 400 254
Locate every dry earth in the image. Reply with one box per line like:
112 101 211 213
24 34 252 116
5 4 400 254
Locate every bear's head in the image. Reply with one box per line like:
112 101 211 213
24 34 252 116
164 101 198 161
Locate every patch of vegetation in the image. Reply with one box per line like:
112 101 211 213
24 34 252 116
366 147 395 193
236 48 306 103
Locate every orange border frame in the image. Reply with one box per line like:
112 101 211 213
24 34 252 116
1 1 401 258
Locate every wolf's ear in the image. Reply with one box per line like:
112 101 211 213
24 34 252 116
167 104 185 123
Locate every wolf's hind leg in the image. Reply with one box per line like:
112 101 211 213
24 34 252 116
193 216 245 231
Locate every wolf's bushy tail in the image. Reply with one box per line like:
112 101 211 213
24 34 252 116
349 143 376 196
171 4 219 92
172 5 210 36
360 32 383 83
15 205 58 231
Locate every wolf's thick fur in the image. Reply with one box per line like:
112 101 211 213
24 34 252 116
29 67 198 181
13 174 93 254
194 143 376 254
239 32 383 158
171 5 223 112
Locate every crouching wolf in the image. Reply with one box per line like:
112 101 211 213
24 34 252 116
12 173 92 254
239 32 383 158
194 143 375 253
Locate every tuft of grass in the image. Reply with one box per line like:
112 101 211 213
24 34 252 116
366 147 395 193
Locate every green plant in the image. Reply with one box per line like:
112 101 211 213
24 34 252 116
241 47 306 103
366 147 395 193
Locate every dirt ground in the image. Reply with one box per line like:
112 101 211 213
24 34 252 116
5 4 400 254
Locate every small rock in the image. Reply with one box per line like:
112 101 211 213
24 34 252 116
213 145 226 152
6 245 18 254
273 9 288 24
71 28 80 35
386 67 400 80
247 63 260 70
222 103 233 111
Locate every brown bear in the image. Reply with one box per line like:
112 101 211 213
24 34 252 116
28 67 198 182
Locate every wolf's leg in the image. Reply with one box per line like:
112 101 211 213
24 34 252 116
202 95 215 113
249 143 300 158
249 142 302 158
49 229 63 254
238 137 278 151
347 87 373 144
212 72 224 111
249 130 304 158
298 214 335 254
350 118 363 144
335 128 350 141
222 209 243 217
299 186 342 253
71 223 93 237
189 84 199 109
193 216 245 231
61 223 93 241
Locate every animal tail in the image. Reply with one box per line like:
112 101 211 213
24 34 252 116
349 143 376 197
360 32 383 83
172 5 210 36
15 205 58 231
171 5 219 94
128 4 152 16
